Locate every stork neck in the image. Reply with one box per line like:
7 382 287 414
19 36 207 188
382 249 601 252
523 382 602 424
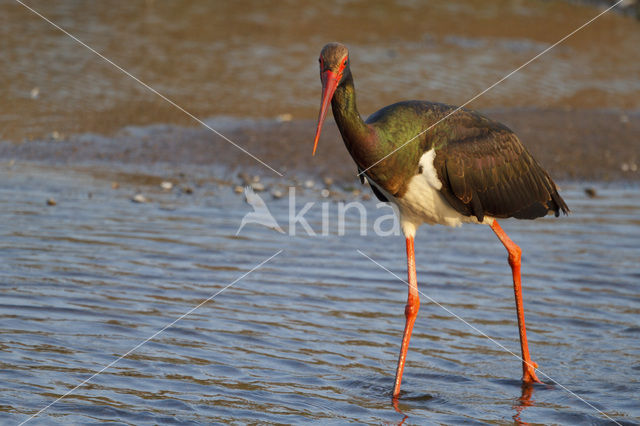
331 73 370 152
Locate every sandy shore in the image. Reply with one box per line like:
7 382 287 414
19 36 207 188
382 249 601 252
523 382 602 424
1 108 638 183
3 1 639 184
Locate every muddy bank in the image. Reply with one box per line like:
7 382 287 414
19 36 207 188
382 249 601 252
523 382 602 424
1 108 638 183
3 0 640 143
2 1 639 184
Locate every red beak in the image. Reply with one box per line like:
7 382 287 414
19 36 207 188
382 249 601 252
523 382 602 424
313 69 340 156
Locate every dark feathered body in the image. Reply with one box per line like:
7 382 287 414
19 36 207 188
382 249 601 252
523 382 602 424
331 71 569 224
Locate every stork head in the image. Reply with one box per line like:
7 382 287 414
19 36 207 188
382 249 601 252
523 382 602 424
313 42 350 156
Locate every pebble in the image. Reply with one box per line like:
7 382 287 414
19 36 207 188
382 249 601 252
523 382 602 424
362 193 371 201
182 186 194 195
131 194 148 203
234 185 244 194
111 181 120 189
160 181 173 190
276 113 293 122
271 189 284 199
320 189 330 198
46 198 56 206
304 179 315 189
50 131 62 141
323 177 334 187
251 182 265 192
584 187 597 198
30 87 40 99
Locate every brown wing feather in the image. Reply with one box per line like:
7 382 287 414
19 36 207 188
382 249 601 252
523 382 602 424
432 114 569 221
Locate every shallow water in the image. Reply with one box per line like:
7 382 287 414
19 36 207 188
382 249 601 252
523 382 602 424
1 163 638 424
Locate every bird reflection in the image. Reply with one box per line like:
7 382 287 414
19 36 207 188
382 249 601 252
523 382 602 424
392 396 408 425
391 382 538 425
512 382 536 425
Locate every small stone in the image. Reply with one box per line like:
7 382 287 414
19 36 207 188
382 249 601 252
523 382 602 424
50 131 62 140
160 181 173 190
320 189 330 198
252 175 261 183
276 113 293 122
362 193 371 201
271 189 284 199
584 188 597 198
251 182 265 192
111 181 120 189
234 185 244 194
304 179 315 189
323 177 334 187
46 198 56 206
30 87 40 99
132 194 148 203
182 186 194 195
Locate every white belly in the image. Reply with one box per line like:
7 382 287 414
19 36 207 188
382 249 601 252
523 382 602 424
367 149 493 238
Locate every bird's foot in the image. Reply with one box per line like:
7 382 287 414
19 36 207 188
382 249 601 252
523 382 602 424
522 360 542 384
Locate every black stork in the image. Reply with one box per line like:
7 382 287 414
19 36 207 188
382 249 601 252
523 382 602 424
312 43 569 399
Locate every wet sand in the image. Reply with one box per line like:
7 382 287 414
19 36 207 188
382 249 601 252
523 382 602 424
1 108 639 183
3 1 639 182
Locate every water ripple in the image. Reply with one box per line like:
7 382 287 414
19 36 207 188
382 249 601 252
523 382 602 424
0 165 638 424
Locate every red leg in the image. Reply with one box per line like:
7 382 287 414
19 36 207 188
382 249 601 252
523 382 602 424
491 220 542 384
392 236 420 398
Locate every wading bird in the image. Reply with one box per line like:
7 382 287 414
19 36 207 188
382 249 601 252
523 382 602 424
312 42 569 399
